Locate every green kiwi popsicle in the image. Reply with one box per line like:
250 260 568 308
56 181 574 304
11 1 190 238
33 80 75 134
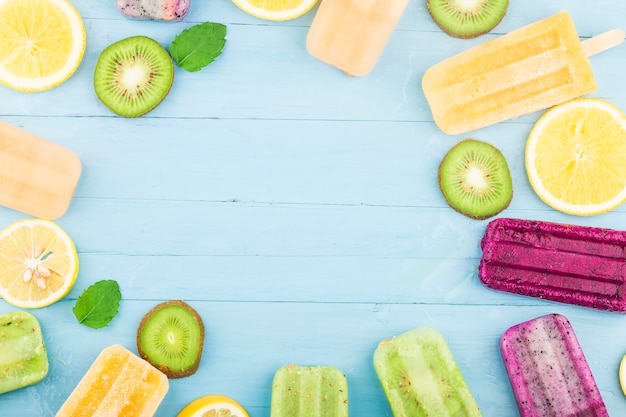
0 311 49 394
270 365 348 417
374 327 482 417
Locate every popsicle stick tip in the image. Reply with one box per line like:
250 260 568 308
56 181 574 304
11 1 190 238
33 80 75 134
582 28 625 57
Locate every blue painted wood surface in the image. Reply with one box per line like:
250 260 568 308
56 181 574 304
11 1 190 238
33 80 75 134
1 0 626 416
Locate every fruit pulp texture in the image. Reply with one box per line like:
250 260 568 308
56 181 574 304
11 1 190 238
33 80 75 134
422 11 597 135
306 0 409 76
55 344 168 417
116 0 190 20
0 311 48 394
270 365 348 417
373 327 482 417
0 120 81 219
478 217 626 312
501 314 608 417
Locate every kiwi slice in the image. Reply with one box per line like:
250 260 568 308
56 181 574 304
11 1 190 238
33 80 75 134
438 138 513 220
427 0 509 39
94 36 174 118
137 300 204 378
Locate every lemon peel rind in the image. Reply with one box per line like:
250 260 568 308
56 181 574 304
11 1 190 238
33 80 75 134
0 218 79 308
526 98 626 216
231 0 318 21
0 0 87 92
619 354 626 397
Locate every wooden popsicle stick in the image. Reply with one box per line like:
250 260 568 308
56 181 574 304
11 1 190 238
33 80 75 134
582 28 625 56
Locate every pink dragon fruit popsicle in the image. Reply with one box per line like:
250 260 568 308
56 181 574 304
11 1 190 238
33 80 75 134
116 0 190 21
478 218 626 312
501 314 608 417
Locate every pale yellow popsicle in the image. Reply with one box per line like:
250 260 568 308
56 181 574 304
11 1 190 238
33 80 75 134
422 11 623 135
306 0 409 76
0 120 82 219
56 344 169 417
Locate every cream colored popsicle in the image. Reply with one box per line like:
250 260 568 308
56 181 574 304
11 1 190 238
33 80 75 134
422 11 625 135
306 0 409 76
0 120 82 219
56 344 169 417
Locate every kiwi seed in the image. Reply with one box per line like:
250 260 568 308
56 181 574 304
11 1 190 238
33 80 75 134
438 138 513 220
427 0 509 39
137 300 204 379
93 36 174 118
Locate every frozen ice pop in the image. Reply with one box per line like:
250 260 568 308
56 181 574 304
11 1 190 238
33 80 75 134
0 120 82 219
116 0 190 21
0 311 48 394
501 314 608 417
478 217 626 312
56 344 169 417
306 0 409 76
374 327 482 417
270 364 348 417
422 11 625 135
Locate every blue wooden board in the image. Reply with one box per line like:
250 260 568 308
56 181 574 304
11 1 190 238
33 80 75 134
1 0 625 416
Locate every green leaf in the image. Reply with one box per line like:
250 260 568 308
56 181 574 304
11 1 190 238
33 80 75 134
73 280 122 329
170 22 227 72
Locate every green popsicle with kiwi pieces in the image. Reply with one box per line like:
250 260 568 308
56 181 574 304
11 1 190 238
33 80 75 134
270 364 348 417
374 327 482 417
0 311 49 394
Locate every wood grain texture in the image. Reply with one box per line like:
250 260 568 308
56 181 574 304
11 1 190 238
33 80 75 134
0 0 625 416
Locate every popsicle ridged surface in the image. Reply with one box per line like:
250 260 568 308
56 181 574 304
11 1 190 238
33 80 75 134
270 365 348 417
479 218 626 312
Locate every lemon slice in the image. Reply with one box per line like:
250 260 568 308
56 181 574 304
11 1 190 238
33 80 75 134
177 394 250 417
0 0 86 92
0 218 79 308
231 0 318 21
619 355 626 395
526 98 626 216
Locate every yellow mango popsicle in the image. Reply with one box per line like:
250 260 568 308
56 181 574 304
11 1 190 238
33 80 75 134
306 0 409 76
422 11 625 135
56 344 169 417
0 120 82 219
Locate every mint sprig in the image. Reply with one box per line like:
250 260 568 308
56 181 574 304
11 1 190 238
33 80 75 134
73 280 122 329
170 22 227 72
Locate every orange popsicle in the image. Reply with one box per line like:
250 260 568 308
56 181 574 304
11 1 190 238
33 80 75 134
422 11 625 135
306 0 409 76
56 344 169 417
0 120 82 219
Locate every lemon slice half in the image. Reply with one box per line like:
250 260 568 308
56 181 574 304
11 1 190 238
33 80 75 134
177 394 250 417
0 218 79 308
0 0 86 92
231 0 318 21
526 98 626 216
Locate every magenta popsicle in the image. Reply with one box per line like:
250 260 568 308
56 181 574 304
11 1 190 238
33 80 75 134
501 314 608 417
116 0 190 20
478 218 626 312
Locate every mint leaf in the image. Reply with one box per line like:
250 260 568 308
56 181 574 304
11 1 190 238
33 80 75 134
73 280 122 329
170 22 227 72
